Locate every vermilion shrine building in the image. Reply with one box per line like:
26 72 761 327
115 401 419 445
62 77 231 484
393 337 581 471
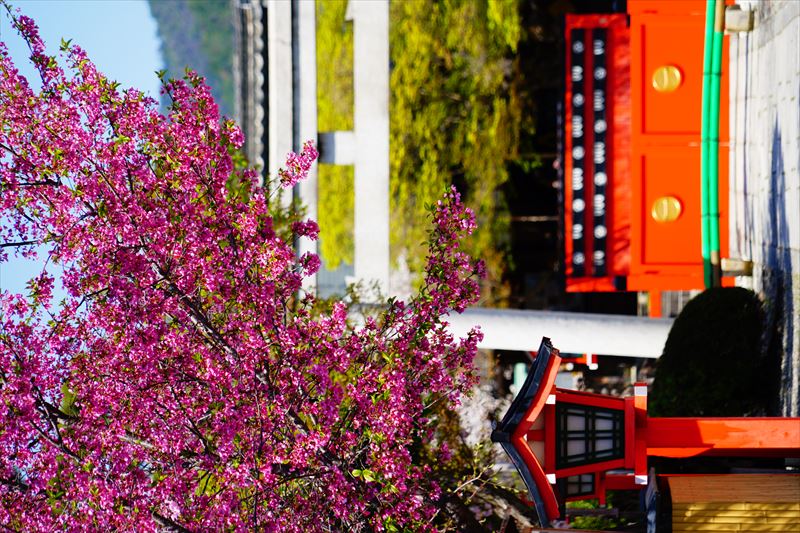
562 0 737 315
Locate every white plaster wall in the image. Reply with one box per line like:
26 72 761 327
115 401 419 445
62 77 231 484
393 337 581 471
729 0 800 415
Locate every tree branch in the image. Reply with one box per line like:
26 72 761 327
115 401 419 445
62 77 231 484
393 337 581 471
0 240 39 248
151 511 192 533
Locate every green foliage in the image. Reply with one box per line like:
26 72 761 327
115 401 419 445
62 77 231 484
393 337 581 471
389 0 521 303
315 0 522 300
59 383 79 418
317 164 354 269
566 498 626 530
147 0 234 116
316 0 355 270
316 1 353 132
415 397 537 530
150 0 526 300
650 288 772 417
487 0 521 51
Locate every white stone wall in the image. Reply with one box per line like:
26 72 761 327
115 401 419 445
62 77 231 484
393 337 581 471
729 0 800 416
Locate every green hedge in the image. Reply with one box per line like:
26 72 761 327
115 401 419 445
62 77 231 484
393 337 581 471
650 288 773 417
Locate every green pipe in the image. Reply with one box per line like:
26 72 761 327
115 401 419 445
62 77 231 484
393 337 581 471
700 0 715 288
709 0 725 287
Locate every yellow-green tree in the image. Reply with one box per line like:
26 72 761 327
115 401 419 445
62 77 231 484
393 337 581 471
316 0 354 270
390 0 521 304
317 0 522 304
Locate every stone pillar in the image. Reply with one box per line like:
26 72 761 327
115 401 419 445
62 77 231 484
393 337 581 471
236 0 390 297
346 0 390 296
294 0 318 292
232 0 265 174
266 0 294 208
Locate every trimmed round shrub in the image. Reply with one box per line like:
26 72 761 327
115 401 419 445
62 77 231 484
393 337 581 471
650 287 771 417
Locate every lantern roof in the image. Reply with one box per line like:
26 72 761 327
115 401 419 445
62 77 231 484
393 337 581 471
492 337 562 526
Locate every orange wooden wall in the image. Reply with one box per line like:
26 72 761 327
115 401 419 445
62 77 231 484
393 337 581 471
564 1 732 293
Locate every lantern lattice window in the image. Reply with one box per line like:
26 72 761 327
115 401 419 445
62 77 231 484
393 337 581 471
559 473 596 498
555 402 624 469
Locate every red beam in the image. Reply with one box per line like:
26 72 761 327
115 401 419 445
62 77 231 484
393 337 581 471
556 459 626 479
646 417 800 458
604 472 640 491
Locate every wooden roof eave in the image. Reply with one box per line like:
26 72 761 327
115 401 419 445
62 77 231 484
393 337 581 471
492 337 562 525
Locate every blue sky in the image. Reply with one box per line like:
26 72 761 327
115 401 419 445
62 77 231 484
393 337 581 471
0 0 163 297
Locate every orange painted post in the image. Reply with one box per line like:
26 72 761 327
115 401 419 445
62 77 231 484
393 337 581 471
624 396 636 469
634 382 649 485
648 290 662 317
646 417 800 458
597 473 607 506
544 400 557 477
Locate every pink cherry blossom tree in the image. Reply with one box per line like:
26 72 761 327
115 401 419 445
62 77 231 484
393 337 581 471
0 6 485 531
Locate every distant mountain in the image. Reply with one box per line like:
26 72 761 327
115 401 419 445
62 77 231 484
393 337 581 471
147 0 235 117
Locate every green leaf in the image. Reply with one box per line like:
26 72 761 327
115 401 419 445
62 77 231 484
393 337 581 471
60 382 79 417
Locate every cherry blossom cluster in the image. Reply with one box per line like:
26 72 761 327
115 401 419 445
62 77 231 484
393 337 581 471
278 140 319 189
0 6 483 531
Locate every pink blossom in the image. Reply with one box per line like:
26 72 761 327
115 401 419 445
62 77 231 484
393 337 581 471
278 140 318 189
291 219 320 240
0 9 483 532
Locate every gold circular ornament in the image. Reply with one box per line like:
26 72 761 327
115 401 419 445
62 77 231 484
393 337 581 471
651 196 683 222
652 65 683 92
